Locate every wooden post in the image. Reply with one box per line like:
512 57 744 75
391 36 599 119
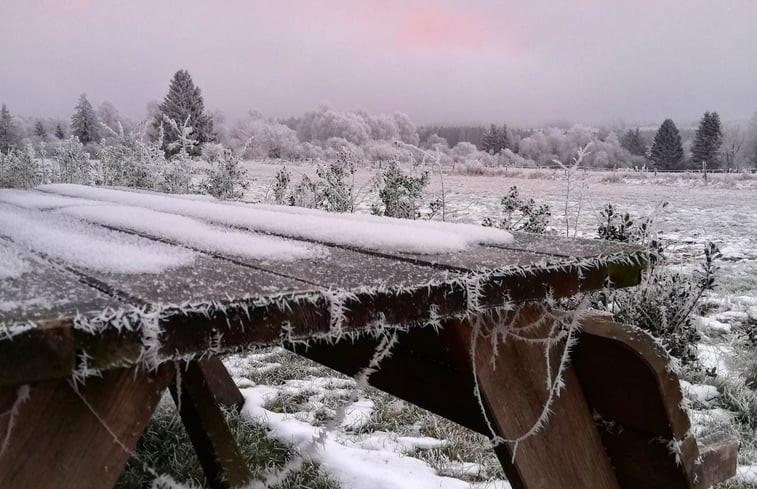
170 361 251 489
0 365 174 489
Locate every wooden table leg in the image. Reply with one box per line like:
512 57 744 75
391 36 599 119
170 360 251 489
290 304 620 489
0 364 173 489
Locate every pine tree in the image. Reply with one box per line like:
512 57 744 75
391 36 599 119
152 69 214 156
691 111 723 169
480 124 510 154
55 124 66 140
620 128 646 156
650 119 684 170
71 94 101 144
480 124 498 154
34 121 47 140
0 104 18 154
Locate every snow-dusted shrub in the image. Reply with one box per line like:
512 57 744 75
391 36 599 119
593 204 720 366
199 148 249 199
371 160 429 219
0 145 45 188
54 136 91 184
315 150 356 212
482 186 551 233
200 142 225 163
99 133 163 189
271 166 291 205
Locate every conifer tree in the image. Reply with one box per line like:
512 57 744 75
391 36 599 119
691 111 723 169
480 124 510 154
620 128 646 156
650 119 684 170
152 69 214 156
55 124 66 140
0 104 18 154
71 94 101 144
34 121 47 140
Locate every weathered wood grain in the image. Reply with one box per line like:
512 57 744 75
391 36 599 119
0 364 173 489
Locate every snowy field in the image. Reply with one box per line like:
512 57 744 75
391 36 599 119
199 160 757 489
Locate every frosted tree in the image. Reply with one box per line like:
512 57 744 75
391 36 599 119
71 94 101 145
34 121 47 141
0 104 19 154
97 101 121 132
650 119 684 170
620 128 646 156
54 124 66 140
691 111 723 169
152 70 214 156
480 124 510 154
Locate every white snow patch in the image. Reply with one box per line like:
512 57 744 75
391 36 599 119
679 380 720 403
57 204 324 262
696 316 731 334
698 344 735 374
737 465 757 484
341 399 374 430
241 386 511 489
0 243 31 280
40 184 514 254
0 188 100 209
0 203 195 274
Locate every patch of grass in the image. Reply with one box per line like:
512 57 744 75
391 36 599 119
116 399 340 489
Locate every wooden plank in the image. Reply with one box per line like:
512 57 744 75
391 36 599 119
0 364 173 489
450 307 621 489
696 434 739 489
198 357 245 410
0 239 118 324
170 361 251 489
574 316 738 488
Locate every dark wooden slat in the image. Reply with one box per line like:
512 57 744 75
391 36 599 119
0 240 118 324
696 434 739 489
574 316 738 488
198 357 245 410
170 361 251 489
0 364 174 489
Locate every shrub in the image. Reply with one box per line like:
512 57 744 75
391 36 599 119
482 186 551 233
0 145 46 188
54 136 92 184
199 148 249 199
371 160 429 219
593 204 720 366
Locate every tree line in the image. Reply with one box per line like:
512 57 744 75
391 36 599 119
2 70 757 170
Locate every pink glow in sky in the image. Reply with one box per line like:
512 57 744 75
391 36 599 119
1 0 756 125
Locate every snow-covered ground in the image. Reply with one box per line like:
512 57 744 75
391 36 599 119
228 161 757 489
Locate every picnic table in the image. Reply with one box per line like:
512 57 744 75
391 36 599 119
0 184 737 489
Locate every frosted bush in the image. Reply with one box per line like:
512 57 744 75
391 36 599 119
200 142 225 163
54 136 91 184
371 160 429 219
0 145 45 188
315 150 356 212
199 148 249 199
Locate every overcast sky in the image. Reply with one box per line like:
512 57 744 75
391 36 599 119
1 0 756 126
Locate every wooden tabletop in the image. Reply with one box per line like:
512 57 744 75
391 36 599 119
0 185 646 385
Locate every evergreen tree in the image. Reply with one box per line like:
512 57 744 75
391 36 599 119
691 111 723 169
71 94 101 144
34 121 47 140
620 128 646 156
55 124 66 140
479 124 510 154
650 119 684 170
0 104 19 154
152 69 214 156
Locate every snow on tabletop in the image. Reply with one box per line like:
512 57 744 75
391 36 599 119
0 241 31 280
39 184 514 254
241 386 512 489
0 203 195 274
0 188 100 209
57 204 325 262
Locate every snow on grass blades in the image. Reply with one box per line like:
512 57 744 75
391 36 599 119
0 203 195 274
39 184 514 254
